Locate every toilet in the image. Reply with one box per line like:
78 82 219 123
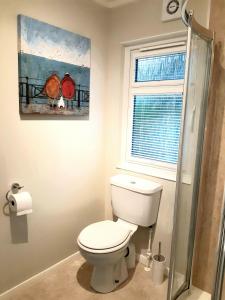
77 174 162 293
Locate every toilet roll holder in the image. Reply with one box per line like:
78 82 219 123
6 183 24 203
2 183 24 216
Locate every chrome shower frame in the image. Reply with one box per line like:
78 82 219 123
181 0 213 41
167 2 214 300
212 184 225 300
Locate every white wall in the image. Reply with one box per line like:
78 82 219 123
0 0 108 293
104 0 211 267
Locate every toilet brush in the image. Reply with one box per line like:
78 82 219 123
152 241 166 285
157 241 164 262
158 242 161 261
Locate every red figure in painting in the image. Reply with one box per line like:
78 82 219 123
61 73 76 100
43 73 61 107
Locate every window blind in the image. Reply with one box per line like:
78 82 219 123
131 94 183 164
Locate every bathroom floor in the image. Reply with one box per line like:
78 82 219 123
0 253 210 300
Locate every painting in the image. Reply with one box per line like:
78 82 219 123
18 15 90 117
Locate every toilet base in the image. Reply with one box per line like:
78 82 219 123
91 257 128 293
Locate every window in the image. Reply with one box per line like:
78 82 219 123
120 42 186 180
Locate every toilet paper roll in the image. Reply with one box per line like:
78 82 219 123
9 191 32 216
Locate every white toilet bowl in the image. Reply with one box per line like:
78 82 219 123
77 219 137 293
77 174 163 294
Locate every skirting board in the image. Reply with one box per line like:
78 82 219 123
0 251 80 298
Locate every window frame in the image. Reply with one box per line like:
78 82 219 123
119 39 187 182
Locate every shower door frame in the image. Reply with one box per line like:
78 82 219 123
212 184 225 300
167 14 214 300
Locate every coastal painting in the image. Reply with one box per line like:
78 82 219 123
18 15 90 117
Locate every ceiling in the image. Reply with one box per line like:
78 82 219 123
93 0 137 8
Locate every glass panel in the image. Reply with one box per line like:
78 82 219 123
135 52 186 82
131 94 182 164
168 31 213 299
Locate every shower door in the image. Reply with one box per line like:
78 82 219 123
167 21 214 300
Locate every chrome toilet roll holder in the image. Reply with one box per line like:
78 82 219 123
6 183 24 204
2 183 24 216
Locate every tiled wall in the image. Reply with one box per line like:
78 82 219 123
192 0 225 293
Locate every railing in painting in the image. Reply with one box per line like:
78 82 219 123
19 77 89 108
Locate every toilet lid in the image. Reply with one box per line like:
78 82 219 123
78 220 131 250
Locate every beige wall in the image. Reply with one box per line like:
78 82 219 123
0 0 108 293
104 0 211 267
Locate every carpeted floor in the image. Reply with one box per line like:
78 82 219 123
0 253 210 300
0 254 168 300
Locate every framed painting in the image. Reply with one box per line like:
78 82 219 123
18 15 90 117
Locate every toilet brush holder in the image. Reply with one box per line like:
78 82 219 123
152 254 166 285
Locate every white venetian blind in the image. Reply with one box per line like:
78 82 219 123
131 93 183 164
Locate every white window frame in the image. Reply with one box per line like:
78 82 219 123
118 37 188 182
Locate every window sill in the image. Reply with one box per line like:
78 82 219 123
117 161 191 185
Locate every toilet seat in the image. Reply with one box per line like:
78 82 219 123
77 220 137 254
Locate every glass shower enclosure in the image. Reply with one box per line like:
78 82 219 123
167 12 214 300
